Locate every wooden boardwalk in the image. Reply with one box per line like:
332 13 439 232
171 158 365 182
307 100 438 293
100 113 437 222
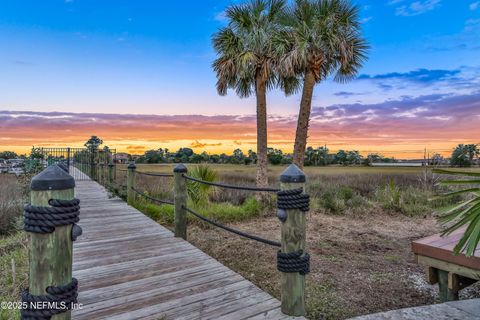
72 177 301 319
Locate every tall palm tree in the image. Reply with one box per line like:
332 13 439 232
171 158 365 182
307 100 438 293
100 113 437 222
212 0 286 189
275 0 368 168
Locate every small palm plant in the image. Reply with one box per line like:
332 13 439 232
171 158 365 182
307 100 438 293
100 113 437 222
187 165 218 206
433 169 480 257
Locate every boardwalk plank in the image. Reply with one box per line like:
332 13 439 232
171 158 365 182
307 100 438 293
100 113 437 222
71 169 302 319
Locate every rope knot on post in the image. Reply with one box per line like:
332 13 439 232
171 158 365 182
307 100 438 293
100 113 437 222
277 250 310 275
23 198 82 241
21 278 79 319
277 188 309 217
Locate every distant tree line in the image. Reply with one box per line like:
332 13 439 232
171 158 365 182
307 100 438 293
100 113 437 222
134 146 395 166
450 144 479 167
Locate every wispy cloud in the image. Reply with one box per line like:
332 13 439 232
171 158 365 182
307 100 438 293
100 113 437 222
12 60 34 66
334 91 367 98
213 10 227 22
395 0 441 16
360 16 373 23
190 140 222 148
470 1 480 10
357 68 460 84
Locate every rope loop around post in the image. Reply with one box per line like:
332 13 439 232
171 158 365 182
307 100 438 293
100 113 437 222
21 277 79 319
23 198 82 241
277 188 309 212
277 250 310 275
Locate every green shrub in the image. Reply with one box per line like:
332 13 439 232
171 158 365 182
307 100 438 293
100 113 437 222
133 200 174 224
187 164 218 206
375 180 402 211
319 186 369 215
375 180 431 216
134 195 262 226
320 191 347 214
338 186 354 200
194 196 261 222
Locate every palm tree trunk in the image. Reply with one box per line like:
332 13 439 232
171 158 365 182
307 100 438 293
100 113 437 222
293 68 316 169
255 74 268 189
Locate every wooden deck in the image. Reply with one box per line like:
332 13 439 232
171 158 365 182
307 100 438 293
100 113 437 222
412 227 480 271
72 178 301 319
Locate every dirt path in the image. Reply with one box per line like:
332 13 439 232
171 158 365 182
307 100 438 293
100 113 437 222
188 212 480 319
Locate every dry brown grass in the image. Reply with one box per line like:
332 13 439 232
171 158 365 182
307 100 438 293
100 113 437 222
188 211 480 319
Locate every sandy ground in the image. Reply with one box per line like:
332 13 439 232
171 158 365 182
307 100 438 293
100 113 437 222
188 211 480 320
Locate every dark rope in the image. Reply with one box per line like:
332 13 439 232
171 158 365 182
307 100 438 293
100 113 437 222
182 174 280 192
277 188 309 212
24 198 82 241
277 250 310 275
131 187 174 205
21 278 78 320
135 171 174 177
183 205 281 247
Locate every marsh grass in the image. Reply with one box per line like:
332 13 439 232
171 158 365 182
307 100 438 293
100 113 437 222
112 165 468 219
0 175 24 235
0 175 28 319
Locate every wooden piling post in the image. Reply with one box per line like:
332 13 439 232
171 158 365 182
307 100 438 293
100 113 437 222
173 164 188 239
127 161 136 205
28 165 76 320
438 270 459 302
279 164 307 316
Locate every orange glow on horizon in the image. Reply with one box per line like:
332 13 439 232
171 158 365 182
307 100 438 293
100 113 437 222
1 110 478 160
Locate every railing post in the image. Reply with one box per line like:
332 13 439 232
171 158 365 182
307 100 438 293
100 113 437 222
66 147 71 173
108 161 114 185
279 164 307 316
27 165 76 320
127 161 136 205
173 164 188 239
90 149 96 181
99 163 104 185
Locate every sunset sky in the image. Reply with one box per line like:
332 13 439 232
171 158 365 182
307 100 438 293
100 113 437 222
0 0 479 158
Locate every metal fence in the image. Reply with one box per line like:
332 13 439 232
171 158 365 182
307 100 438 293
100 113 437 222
35 147 116 181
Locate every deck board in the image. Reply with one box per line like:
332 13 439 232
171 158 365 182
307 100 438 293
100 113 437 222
411 227 480 270
72 171 301 319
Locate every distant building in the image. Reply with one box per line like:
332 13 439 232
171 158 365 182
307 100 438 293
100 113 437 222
114 152 129 164
370 159 426 167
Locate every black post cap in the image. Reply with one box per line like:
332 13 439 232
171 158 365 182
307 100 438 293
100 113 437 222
173 163 187 173
127 161 136 170
31 165 75 191
280 164 306 183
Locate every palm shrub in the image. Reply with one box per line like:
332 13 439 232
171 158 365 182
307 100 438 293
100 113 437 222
187 165 218 206
433 169 480 257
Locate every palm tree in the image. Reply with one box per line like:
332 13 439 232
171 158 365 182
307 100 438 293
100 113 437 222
275 0 368 168
212 0 286 189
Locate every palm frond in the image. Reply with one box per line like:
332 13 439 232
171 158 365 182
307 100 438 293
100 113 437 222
433 169 480 177
435 170 480 256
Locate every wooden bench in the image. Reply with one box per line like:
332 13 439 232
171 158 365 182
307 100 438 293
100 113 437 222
412 227 480 302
